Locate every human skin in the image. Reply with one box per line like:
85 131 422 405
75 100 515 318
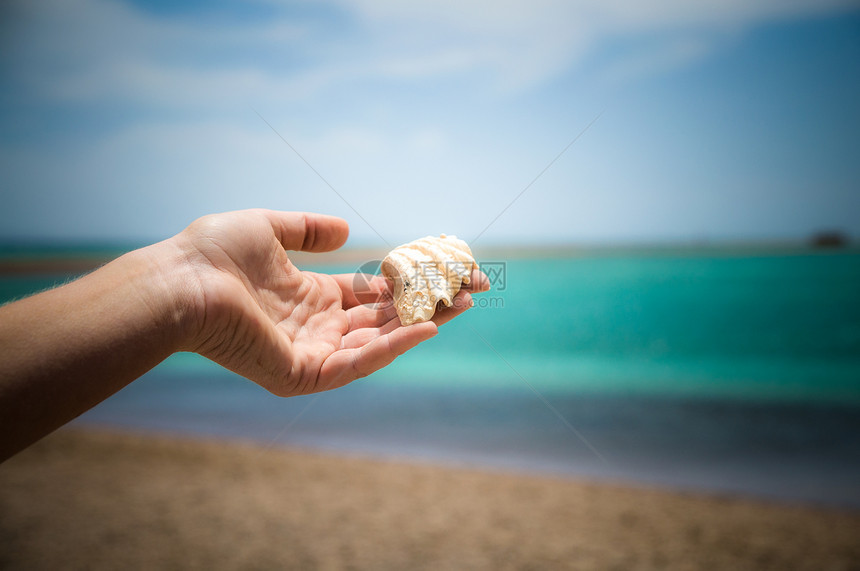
0 209 490 461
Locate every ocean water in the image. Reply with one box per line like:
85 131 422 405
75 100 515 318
3 249 860 506
371 251 860 402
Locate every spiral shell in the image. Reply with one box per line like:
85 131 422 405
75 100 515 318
381 235 477 326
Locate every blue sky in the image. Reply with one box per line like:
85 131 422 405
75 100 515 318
1 0 859 246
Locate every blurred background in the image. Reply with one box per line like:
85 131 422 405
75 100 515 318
2 0 860 560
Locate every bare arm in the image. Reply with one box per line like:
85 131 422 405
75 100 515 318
0 239 196 461
0 209 488 461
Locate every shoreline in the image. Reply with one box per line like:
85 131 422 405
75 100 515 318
2 427 859 569
71 420 860 513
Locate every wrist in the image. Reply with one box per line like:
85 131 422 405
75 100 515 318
123 237 204 355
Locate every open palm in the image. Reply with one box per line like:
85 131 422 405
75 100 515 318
176 209 482 397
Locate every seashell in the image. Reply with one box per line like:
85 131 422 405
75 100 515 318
381 234 478 326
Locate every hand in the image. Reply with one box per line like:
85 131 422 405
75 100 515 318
174 209 488 396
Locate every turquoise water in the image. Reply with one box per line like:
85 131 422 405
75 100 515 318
297 250 860 403
4 250 860 403
402 251 860 403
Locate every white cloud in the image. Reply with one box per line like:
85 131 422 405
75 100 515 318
9 0 857 110
596 36 717 85
334 0 858 89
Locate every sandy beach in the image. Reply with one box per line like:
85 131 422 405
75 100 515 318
1 428 858 570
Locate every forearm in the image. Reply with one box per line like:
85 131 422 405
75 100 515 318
0 239 197 461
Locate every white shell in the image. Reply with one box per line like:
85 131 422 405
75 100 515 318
382 234 477 326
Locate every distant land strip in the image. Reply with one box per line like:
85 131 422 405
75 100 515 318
0 257 112 276
0 241 856 277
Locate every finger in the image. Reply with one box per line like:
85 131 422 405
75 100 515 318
432 290 473 327
345 303 398 331
340 316 401 350
461 268 491 292
346 288 468 346
333 273 393 309
319 321 438 390
263 210 350 252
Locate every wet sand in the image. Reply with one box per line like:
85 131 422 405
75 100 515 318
1 428 858 570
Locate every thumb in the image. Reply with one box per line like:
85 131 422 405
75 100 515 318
264 210 350 253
